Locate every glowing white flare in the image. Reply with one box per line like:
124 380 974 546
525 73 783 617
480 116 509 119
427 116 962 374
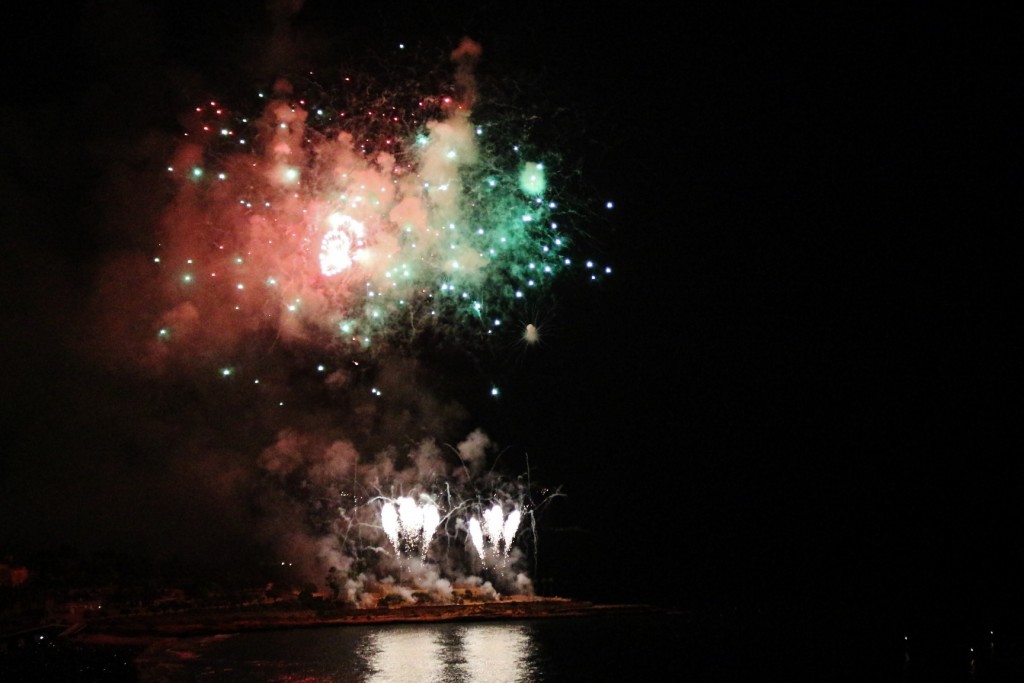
320 228 353 275
381 502 400 551
483 504 505 550
420 503 440 555
468 517 485 559
320 214 366 276
469 504 523 560
396 496 422 544
383 496 442 558
501 509 521 555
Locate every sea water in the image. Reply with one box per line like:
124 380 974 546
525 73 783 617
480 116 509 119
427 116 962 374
133 611 697 682
11 607 1024 681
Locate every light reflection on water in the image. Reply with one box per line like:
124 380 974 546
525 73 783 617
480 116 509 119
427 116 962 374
363 628 442 682
137 621 538 682
461 624 534 682
364 623 534 683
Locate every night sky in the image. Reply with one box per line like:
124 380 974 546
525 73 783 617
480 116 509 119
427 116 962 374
1 2 1016 632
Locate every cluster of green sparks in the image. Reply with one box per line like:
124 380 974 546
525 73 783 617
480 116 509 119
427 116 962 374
153 42 612 369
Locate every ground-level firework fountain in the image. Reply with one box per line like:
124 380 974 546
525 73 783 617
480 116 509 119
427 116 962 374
251 416 556 607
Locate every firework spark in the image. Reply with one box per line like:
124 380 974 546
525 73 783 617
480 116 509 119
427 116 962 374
150 38 610 369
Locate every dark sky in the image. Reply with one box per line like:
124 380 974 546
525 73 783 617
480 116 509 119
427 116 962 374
0 1 1017 627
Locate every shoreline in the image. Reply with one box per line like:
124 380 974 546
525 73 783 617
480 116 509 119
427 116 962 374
68 597 658 643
